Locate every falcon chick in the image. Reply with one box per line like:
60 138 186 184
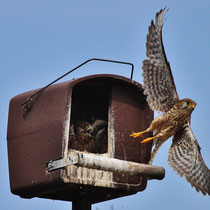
69 119 108 153
130 8 210 195
90 119 108 153
69 121 96 153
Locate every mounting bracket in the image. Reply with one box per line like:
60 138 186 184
47 155 78 171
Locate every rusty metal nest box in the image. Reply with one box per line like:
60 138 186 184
7 73 164 204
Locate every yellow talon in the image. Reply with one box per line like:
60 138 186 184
130 130 148 138
141 136 157 144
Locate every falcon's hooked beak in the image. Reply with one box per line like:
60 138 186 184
86 125 93 137
191 104 195 109
189 102 196 109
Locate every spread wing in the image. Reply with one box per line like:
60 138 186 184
142 8 179 112
168 125 210 195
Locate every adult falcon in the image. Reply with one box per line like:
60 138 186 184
130 8 210 195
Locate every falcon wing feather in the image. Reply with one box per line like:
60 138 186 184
142 8 179 112
168 125 210 195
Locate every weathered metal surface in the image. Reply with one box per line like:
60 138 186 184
7 81 72 196
110 81 153 190
7 74 155 202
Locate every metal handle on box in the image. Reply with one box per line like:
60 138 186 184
22 58 134 111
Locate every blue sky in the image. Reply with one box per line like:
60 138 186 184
1 1 210 209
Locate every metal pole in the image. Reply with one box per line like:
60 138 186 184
72 198 91 210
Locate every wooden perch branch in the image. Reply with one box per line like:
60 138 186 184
68 151 165 180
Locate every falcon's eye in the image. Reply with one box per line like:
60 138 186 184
187 101 195 107
187 101 195 109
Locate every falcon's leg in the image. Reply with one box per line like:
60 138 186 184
141 135 158 143
130 130 148 138
130 115 165 140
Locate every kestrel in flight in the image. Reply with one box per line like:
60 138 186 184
131 8 210 195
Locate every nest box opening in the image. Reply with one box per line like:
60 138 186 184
68 79 111 154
